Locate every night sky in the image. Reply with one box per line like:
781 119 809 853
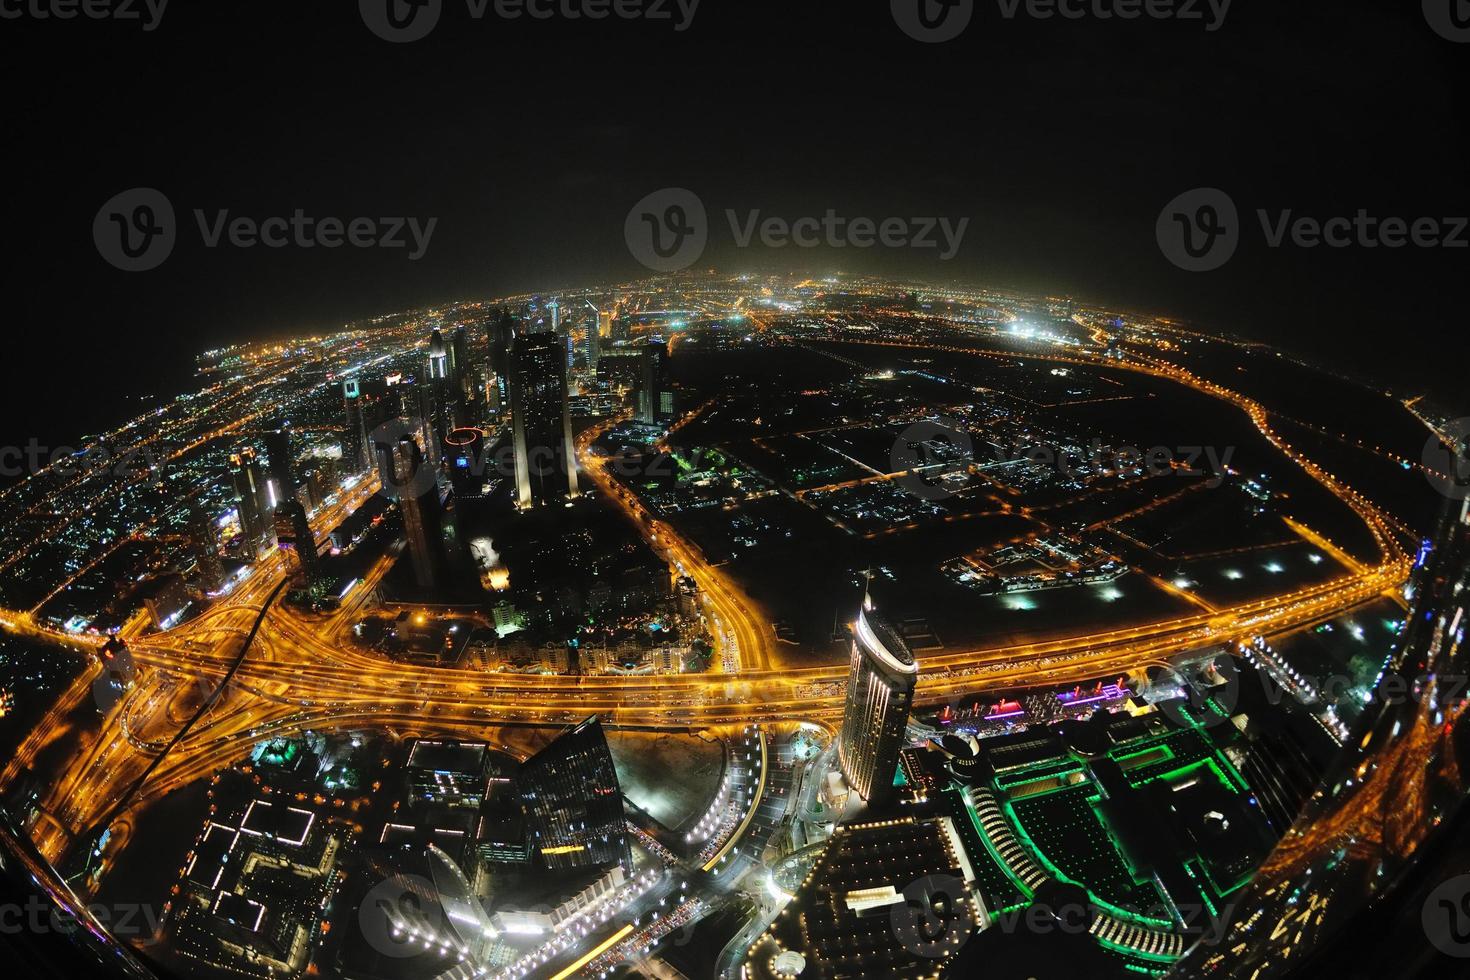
6 0 1468 453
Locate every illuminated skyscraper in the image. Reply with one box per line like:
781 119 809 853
449 325 471 415
487 308 516 415
583 301 603 369
443 427 486 500
838 606 918 805
229 447 270 556
1175 450 1470 979
185 502 224 592
510 332 579 508
637 338 672 423
415 382 444 469
516 718 630 872
427 327 450 382
272 498 319 582
263 423 294 507
388 436 448 591
341 379 370 474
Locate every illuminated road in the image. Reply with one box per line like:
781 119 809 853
1 330 1415 898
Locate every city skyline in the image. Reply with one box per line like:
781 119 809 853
3 4 1469 980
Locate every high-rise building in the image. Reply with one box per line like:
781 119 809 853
427 327 450 382
449 325 471 412
229 447 271 556
516 718 631 872
272 499 319 583
510 332 579 508
341 379 370 474
637 339 672 423
263 424 295 508
489 309 515 379
185 502 224 592
390 436 448 591
1173 452 1470 980
443 427 487 500
582 302 603 370
414 382 445 469
838 606 918 805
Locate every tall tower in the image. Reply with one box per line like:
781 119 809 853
488 309 516 414
427 327 451 382
443 427 487 500
838 606 918 805
341 379 370 474
516 718 631 872
637 339 670 423
390 436 448 592
185 502 224 593
510 332 580 508
583 301 603 370
229 447 270 556
449 325 471 415
272 499 319 583
263 423 294 508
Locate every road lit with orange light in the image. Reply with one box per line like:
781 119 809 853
0 310 1418 908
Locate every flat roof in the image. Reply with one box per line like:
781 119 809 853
240 799 314 846
407 740 489 774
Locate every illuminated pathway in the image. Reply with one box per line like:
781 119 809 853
1 333 1415 890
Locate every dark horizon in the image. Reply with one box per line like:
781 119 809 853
7 2 1469 443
